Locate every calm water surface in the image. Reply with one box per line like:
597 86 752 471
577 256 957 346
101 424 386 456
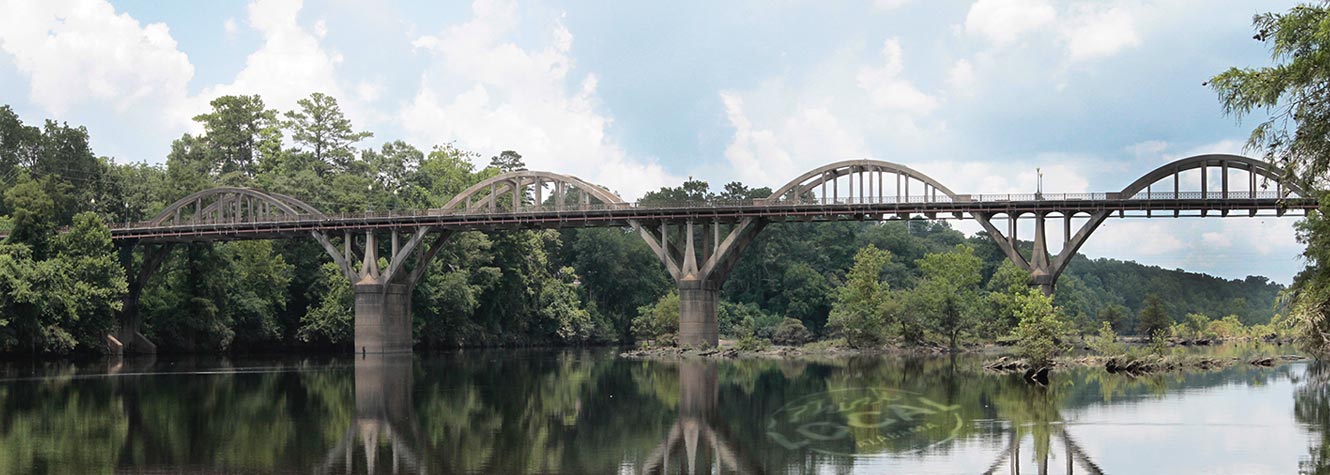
1 344 1327 474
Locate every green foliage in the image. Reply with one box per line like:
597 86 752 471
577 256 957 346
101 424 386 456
1208 314 1247 339
1183 313 1212 340
1088 321 1124 355
632 292 679 342
827 245 896 348
1009 289 1070 367
1210 4 1330 353
911 244 984 348
1097 304 1129 333
1137 294 1172 338
719 301 779 339
283 93 371 173
298 262 353 345
772 317 812 345
0 213 126 353
985 260 1030 336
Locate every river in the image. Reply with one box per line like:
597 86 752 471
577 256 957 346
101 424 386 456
0 343 1324 474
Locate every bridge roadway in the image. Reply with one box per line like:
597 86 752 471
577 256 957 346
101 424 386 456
108 192 1312 242
90 154 1319 354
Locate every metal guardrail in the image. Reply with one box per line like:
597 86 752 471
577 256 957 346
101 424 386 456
103 190 1307 231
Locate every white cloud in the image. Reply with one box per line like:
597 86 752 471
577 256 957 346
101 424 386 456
946 58 976 91
1202 232 1232 248
224 18 239 35
194 0 346 123
1064 4 1140 61
855 38 939 114
720 92 869 187
964 0 1057 46
400 0 676 199
0 0 194 116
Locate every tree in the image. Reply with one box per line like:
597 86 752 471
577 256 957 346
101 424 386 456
1184 313 1212 340
1010 289 1070 367
1137 294 1171 339
193 95 282 178
283 93 371 172
913 244 984 348
488 150 525 172
1209 4 1330 352
828 245 896 348
1209 3 1330 189
632 292 679 341
1097 304 1129 334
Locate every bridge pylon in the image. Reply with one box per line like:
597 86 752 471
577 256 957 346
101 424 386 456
975 211 1109 296
314 228 452 354
634 218 766 347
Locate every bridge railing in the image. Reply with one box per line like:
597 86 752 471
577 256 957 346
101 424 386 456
104 190 1303 231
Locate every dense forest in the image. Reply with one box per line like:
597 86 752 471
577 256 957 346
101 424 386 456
0 94 1290 355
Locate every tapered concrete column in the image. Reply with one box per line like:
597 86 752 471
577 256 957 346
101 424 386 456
678 278 720 347
354 282 413 354
316 228 453 355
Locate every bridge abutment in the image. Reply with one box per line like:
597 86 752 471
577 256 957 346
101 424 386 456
354 282 414 354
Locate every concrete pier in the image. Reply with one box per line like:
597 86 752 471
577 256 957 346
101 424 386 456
354 282 414 354
678 279 720 347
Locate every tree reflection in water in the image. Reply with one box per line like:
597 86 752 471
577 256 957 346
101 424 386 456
1297 360 1330 474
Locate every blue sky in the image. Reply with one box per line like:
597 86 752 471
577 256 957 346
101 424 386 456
0 0 1309 283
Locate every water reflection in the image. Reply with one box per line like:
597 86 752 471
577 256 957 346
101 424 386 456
0 347 1326 474
642 361 763 474
320 355 424 475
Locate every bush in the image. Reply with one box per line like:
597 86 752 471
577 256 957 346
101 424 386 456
631 292 678 342
735 332 770 351
772 317 812 345
720 301 780 338
1088 321 1124 355
1010 290 1070 367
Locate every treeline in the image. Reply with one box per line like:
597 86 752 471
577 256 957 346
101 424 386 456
0 93 1289 354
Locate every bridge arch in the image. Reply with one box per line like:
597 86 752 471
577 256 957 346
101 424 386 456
1117 154 1305 199
762 159 959 204
436 171 623 213
147 187 325 226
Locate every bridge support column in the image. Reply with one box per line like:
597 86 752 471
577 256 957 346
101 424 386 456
353 282 414 355
315 228 453 354
974 211 1108 296
678 279 720 346
634 218 766 347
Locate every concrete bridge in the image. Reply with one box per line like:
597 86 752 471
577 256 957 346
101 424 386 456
100 154 1317 353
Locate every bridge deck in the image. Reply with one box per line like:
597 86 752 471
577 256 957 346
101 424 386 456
106 194 1318 243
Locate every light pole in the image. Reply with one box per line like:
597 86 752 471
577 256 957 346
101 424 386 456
1036 167 1043 200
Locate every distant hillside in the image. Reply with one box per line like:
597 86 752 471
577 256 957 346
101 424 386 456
722 219 1287 335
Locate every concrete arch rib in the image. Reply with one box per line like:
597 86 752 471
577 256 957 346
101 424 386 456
438 170 623 211
147 187 324 226
765 159 959 202
1118 154 1305 198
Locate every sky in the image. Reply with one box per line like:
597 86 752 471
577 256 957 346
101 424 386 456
0 0 1309 283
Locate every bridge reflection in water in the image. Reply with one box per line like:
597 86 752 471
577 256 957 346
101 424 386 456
319 355 424 475
642 361 764 475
